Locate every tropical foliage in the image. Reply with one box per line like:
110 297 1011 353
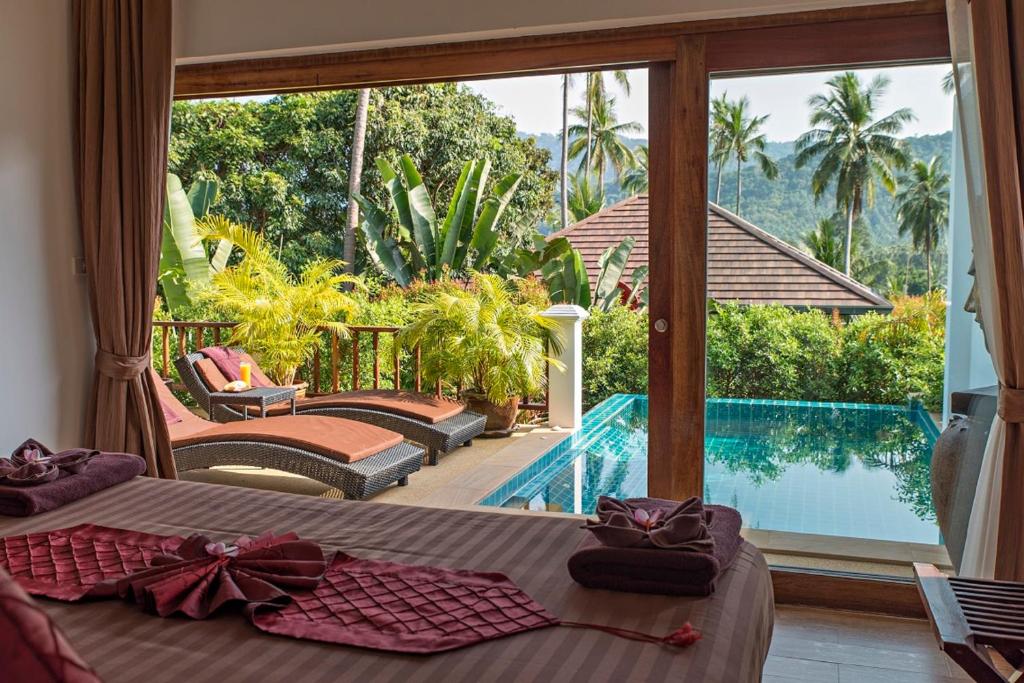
567 172 605 222
709 95 779 214
895 156 950 291
353 155 522 285
582 297 945 410
802 216 846 270
568 93 643 185
159 173 232 315
197 217 362 385
168 86 556 272
399 273 561 405
795 72 914 275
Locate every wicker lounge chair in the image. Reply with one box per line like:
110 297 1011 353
175 351 487 465
153 370 423 499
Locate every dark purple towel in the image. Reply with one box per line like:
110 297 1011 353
0 453 147 517
568 502 743 596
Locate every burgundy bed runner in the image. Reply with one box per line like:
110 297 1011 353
0 524 560 654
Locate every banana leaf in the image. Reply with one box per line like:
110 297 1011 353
470 173 522 267
161 174 212 312
377 158 421 269
353 192 412 287
438 161 474 268
398 155 438 274
186 178 231 272
625 264 649 307
452 159 491 269
542 249 591 308
571 249 592 309
594 236 635 311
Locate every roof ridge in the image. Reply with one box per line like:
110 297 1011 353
707 203 891 308
547 194 647 239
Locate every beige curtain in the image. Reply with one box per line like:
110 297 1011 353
948 0 1024 580
75 0 177 478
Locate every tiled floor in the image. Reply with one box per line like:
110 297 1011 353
769 606 972 682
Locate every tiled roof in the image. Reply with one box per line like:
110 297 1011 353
547 194 892 312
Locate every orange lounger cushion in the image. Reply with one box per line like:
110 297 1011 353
264 390 466 424
171 415 404 464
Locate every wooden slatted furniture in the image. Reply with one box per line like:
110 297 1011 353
913 563 1024 682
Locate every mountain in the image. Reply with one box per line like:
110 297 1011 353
522 130 953 247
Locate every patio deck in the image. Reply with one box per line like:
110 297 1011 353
179 423 571 508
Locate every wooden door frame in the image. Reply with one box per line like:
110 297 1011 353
172 0 951 508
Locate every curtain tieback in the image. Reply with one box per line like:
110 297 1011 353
997 385 1024 423
95 349 151 381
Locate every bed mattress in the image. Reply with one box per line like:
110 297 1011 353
0 477 774 682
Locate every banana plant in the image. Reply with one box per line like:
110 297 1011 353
352 155 522 285
542 248 592 309
158 173 231 314
592 236 636 311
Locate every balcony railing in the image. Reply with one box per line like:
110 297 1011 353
152 320 548 411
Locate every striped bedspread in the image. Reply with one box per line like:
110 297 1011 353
0 478 774 682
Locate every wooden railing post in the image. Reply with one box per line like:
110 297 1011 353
331 332 339 393
393 332 401 391
161 325 170 378
352 332 360 390
415 346 422 393
372 332 380 389
312 345 321 394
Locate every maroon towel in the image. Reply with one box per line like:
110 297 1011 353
568 502 743 596
0 453 147 517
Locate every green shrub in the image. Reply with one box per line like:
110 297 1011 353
582 305 649 409
706 302 840 401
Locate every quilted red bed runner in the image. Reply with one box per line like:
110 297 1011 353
0 525 698 654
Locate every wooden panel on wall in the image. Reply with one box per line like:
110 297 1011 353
771 568 927 618
646 36 708 501
174 1 948 98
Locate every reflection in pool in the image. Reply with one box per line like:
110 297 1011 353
479 395 941 544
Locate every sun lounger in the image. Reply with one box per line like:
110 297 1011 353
154 370 422 499
175 350 486 465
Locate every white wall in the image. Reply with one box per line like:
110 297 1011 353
175 0 908 63
943 105 996 422
0 1 93 449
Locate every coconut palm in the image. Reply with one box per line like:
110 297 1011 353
582 71 633 177
717 96 778 214
895 156 949 292
568 93 642 188
709 93 733 204
567 171 605 222
559 74 574 230
795 72 914 275
620 145 649 195
803 217 845 270
344 88 371 276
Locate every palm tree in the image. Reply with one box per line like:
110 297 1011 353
583 71 632 177
567 172 605 222
895 156 950 291
620 145 648 195
568 94 642 189
803 216 845 270
344 88 371 277
718 96 778 214
559 74 575 230
795 72 914 275
709 93 732 204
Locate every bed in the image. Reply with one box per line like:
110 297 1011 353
0 478 774 682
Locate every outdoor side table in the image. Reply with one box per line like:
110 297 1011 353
208 386 297 420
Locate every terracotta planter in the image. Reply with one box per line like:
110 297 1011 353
464 393 519 435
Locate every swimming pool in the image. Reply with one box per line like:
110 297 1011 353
479 394 942 544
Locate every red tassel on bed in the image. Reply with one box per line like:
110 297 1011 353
561 620 702 649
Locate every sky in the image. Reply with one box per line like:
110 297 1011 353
465 62 953 142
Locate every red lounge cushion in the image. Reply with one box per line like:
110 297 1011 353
194 358 231 392
266 390 466 424
176 415 404 463
0 568 102 682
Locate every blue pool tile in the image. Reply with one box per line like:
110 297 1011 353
479 395 941 544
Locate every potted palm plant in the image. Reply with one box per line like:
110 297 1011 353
197 216 363 386
401 273 562 434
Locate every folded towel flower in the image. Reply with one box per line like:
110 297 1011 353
0 439 100 487
583 496 716 552
110 531 328 619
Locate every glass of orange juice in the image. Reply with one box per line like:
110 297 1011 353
239 362 252 387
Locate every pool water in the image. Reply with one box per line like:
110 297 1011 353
479 395 942 544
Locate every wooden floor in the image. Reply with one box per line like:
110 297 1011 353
768 606 970 682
